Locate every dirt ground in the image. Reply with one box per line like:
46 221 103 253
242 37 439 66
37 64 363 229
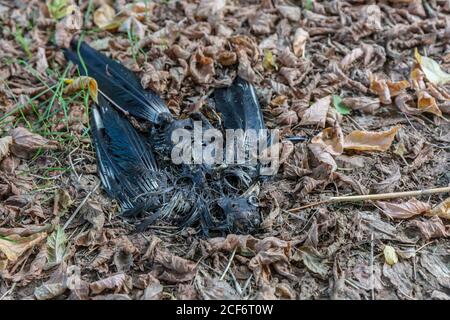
0 0 449 300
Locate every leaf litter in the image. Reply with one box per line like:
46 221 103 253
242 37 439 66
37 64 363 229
0 0 449 300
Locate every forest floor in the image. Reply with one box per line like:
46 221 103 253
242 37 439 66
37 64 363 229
0 0 449 300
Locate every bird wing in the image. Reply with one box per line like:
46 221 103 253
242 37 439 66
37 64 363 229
64 39 171 125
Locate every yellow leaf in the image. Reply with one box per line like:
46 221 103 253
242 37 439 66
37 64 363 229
415 48 450 85
426 198 450 220
0 232 47 270
343 126 400 152
262 50 277 71
384 245 398 266
417 90 442 116
93 4 119 30
64 76 98 103
46 0 76 20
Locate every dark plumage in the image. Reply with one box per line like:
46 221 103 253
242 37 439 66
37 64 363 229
64 38 172 125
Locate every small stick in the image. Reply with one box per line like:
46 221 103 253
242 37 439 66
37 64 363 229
63 182 100 230
289 186 450 212
220 247 237 281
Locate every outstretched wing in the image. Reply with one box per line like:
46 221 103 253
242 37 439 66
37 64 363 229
91 95 161 216
64 39 171 125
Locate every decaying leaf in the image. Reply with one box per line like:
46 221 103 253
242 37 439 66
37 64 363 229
46 0 76 20
299 95 331 127
311 125 344 155
293 246 329 278
343 126 400 152
90 273 132 295
415 48 450 85
9 127 58 159
409 216 449 239
0 232 47 271
417 90 442 116
387 80 410 97
153 249 197 283
189 50 215 84
377 198 431 219
64 76 98 103
0 136 12 161
293 28 309 57
383 245 398 266
93 4 121 30
45 226 68 269
369 74 391 104
426 198 450 220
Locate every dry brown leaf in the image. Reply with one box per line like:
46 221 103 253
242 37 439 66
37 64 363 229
417 90 442 116
90 273 132 295
343 125 400 152
426 198 450 220
64 76 98 103
377 198 431 219
54 6 82 48
0 232 47 271
409 216 449 239
154 249 196 283
0 136 12 161
387 80 410 97
293 28 309 57
369 74 391 104
9 127 58 159
299 95 331 128
311 125 344 156
189 49 215 84
196 0 226 19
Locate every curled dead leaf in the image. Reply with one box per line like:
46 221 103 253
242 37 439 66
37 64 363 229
417 90 442 116
343 126 400 152
0 232 47 271
409 216 449 240
369 74 391 104
377 198 431 219
293 28 309 57
299 95 331 128
189 49 215 84
311 125 344 156
93 4 121 30
64 76 98 103
9 127 58 159
90 273 132 295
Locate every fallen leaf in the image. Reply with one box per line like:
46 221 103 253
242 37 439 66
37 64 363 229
0 232 47 271
292 28 309 57
383 245 398 266
299 95 331 128
154 249 196 283
262 49 277 71
377 198 430 219
415 48 450 85
371 166 401 193
64 76 98 103
387 80 410 97
311 125 344 155
196 0 226 19
90 273 132 295
343 125 400 152
45 226 68 270
189 49 215 84
46 0 76 20
332 95 351 115
196 276 240 300
93 4 121 30
409 216 449 239
426 198 450 220
142 275 163 300
293 246 329 278
417 90 442 116
9 127 58 159
0 136 12 161
369 74 391 104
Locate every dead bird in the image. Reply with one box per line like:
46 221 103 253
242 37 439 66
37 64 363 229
63 39 268 235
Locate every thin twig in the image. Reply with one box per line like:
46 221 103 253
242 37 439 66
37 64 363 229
220 247 237 281
289 186 450 212
62 182 100 230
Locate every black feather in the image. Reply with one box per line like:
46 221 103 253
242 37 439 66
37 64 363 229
90 95 160 215
64 39 171 125
213 76 265 130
